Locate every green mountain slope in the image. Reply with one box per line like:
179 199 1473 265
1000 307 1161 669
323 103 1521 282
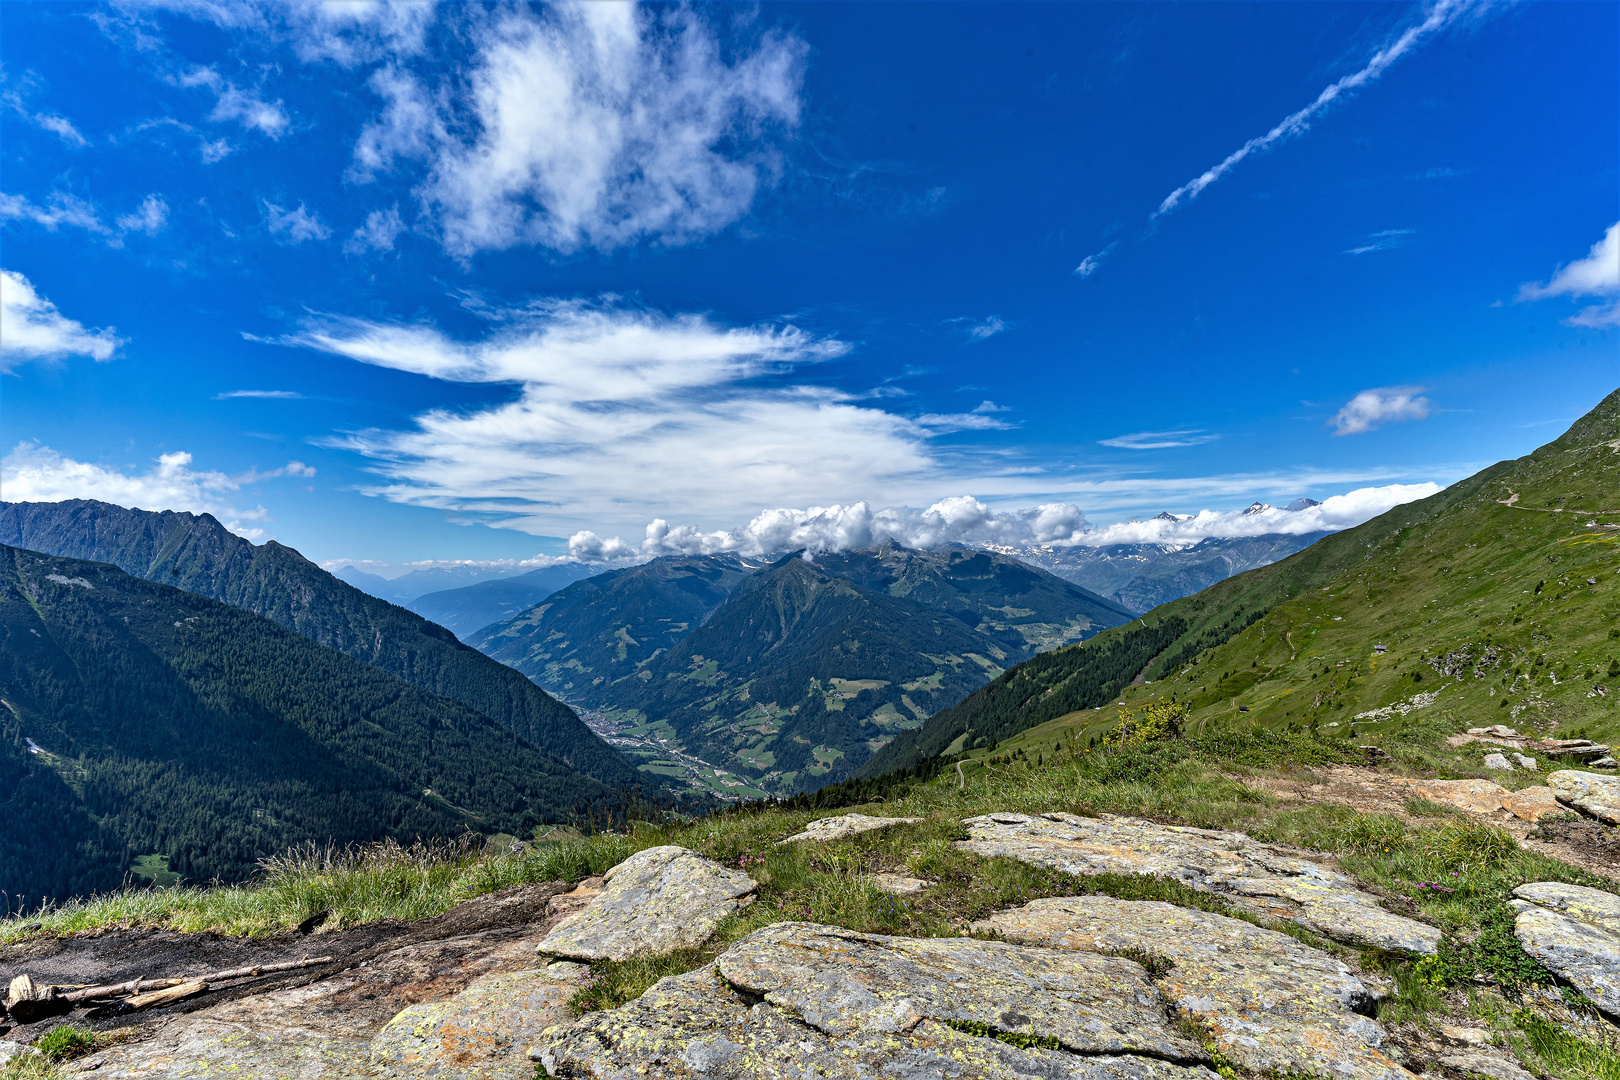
470 554 765 698
0 500 647 791
603 554 1023 793
0 546 615 903
407 564 597 640
864 388 1620 776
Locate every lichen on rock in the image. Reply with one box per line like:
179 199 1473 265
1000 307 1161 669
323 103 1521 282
956 812 1441 956
1510 881 1620 1017
536 846 756 962
777 812 924 844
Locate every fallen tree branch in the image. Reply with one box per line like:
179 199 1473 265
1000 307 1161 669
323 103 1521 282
58 956 334 1003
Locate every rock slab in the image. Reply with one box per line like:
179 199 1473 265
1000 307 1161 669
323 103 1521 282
778 813 923 844
536 846 756 962
540 924 1218 1080
974 896 1410 1080
371 962 586 1078
1549 770 1620 824
958 812 1440 956
1510 881 1620 1017
1390 778 1561 822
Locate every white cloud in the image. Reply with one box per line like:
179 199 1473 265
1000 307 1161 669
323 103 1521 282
344 205 407 253
1099 429 1219 450
1156 0 1479 218
2 191 169 243
1063 483 1441 547
2 91 91 146
215 389 302 399
264 200 332 243
0 191 109 235
0 442 312 540
570 496 1091 563
200 137 234 164
957 316 1005 341
177 67 289 138
1074 242 1116 278
0 270 124 369
1344 228 1414 256
556 482 1441 564
1517 222 1620 329
352 2 807 255
282 0 436 66
115 195 170 236
1329 387 1432 436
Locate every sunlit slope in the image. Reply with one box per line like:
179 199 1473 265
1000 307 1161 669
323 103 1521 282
863 388 1620 774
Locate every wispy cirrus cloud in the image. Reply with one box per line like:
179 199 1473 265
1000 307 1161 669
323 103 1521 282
1517 222 1620 329
264 201 331 243
1155 0 1482 220
0 191 169 245
1099 429 1219 450
0 270 124 370
214 389 303 400
1074 242 1117 278
1329 386 1432 435
1344 228 1415 256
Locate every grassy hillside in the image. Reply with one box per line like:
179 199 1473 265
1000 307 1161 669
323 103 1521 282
0 547 617 904
0 500 649 792
865 388 1620 775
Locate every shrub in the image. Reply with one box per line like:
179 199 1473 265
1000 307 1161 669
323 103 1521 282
1105 699 1188 748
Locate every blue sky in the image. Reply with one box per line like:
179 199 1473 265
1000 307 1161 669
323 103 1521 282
2 0 1615 573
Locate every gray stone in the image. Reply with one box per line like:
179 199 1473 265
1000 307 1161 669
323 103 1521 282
1510 882 1620 1016
1482 753 1514 771
539 960 1219 1080
371 962 586 1077
973 896 1409 1080
1548 770 1620 823
871 873 931 895
958 813 1441 956
0 1040 41 1065
778 813 924 844
716 921 1200 1059
536 846 756 962
1438 1052 1536 1080
1593 757 1619 769
1511 754 1539 771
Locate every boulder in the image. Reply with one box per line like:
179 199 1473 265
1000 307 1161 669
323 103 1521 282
370 962 586 1078
715 922 1199 1059
1510 881 1620 1016
778 813 924 844
536 846 756 962
1483 753 1514 771
957 813 1440 956
973 896 1409 1080
0 1041 41 1066
1439 1053 1536 1080
871 873 930 895
1512 754 1539 771
539 928 1219 1080
1548 770 1620 824
1391 778 1561 822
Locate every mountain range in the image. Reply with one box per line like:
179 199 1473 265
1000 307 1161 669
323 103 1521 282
0 500 649 794
406 565 598 640
474 544 1132 795
984 518 1326 615
1 546 615 903
862 388 1620 778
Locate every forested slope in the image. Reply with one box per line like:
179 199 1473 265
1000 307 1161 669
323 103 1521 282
0 546 618 902
0 500 647 791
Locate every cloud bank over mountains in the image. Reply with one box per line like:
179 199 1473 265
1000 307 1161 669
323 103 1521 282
564 482 1440 564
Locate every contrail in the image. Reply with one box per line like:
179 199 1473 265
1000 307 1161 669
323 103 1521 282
1153 0 1478 219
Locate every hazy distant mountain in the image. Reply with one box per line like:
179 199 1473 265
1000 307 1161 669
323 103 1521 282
1 545 615 903
408 564 598 640
333 563 542 605
0 500 651 793
473 544 1131 795
986 531 1328 614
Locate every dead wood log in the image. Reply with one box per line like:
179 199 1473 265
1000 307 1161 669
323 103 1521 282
126 980 206 1009
6 974 69 1023
58 956 334 1003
